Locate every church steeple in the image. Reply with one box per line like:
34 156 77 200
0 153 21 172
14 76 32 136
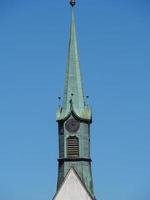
57 4 91 121
63 8 85 111
54 2 95 200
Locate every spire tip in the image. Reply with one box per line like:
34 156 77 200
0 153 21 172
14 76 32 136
70 0 76 7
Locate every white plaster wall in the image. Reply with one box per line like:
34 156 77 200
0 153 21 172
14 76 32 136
53 169 92 200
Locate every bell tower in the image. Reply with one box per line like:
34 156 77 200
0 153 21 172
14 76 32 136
53 1 96 200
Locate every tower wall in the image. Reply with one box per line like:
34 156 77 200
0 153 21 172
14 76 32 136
57 115 94 195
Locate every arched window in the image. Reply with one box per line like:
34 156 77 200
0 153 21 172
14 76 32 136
67 136 79 158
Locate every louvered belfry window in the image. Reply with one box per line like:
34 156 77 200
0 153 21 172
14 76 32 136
67 136 79 158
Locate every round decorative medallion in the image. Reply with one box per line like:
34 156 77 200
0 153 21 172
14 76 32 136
65 118 80 133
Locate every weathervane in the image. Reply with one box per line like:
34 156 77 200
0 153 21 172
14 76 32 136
70 0 76 7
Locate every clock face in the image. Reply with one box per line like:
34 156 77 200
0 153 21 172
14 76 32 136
65 118 80 133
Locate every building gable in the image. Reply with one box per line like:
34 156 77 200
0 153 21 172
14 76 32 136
53 168 94 200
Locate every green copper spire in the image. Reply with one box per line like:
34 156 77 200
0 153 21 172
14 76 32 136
57 8 91 121
64 9 84 109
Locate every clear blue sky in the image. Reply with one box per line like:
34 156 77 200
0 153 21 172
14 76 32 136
0 0 150 200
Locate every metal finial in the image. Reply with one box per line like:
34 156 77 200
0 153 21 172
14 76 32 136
58 97 61 106
70 0 76 7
